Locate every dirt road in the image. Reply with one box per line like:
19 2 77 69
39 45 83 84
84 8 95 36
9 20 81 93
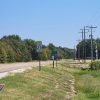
0 61 53 73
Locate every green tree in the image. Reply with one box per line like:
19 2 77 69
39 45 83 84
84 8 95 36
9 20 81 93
24 39 37 60
0 42 7 63
40 47 51 60
76 39 96 59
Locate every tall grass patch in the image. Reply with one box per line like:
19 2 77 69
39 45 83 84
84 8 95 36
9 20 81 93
74 70 100 100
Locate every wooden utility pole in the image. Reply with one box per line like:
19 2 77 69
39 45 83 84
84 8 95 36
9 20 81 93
74 45 76 60
77 40 81 62
79 27 88 63
83 26 86 63
95 41 98 60
79 29 84 62
83 26 89 63
87 25 97 62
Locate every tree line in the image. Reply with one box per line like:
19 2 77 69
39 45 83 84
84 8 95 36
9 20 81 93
76 38 100 59
0 35 74 63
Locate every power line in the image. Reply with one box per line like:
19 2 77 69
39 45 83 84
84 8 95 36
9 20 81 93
79 26 88 63
86 25 97 62
83 26 89 63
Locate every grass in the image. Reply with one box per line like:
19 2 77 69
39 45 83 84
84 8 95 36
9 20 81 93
61 61 100 100
0 60 100 100
74 70 100 100
0 63 73 100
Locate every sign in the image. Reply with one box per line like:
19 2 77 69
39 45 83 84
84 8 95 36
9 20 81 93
52 49 58 59
36 41 42 71
36 41 42 53
52 56 54 60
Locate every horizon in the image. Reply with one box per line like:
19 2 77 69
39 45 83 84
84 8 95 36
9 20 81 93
0 34 73 49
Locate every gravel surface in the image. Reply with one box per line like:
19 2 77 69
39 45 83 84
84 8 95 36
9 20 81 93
0 61 53 73
0 61 53 79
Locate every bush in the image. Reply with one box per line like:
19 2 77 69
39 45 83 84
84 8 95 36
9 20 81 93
89 61 100 70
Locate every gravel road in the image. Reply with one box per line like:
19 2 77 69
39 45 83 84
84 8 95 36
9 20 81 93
0 60 54 79
0 61 53 73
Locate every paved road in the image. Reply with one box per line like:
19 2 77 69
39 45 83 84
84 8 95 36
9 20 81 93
0 61 53 73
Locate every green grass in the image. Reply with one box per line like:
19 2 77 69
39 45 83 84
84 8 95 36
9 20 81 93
74 70 100 100
0 63 73 100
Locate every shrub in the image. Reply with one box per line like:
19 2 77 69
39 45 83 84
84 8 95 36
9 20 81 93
89 61 100 70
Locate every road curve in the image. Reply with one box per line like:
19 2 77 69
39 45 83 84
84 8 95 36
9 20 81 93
0 61 53 73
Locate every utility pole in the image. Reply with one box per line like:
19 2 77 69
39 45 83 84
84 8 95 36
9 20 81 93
83 26 89 63
79 29 84 62
83 26 86 63
95 38 98 60
74 45 76 60
87 25 97 62
95 41 98 60
77 40 81 62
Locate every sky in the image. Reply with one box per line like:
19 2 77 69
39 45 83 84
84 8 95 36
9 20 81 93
0 0 100 48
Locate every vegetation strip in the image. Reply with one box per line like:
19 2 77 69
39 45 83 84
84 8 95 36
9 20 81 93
74 70 100 100
0 35 73 63
0 62 75 100
0 60 100 100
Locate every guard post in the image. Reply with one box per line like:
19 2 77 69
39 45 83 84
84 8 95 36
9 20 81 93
55 53 58 67
52 49 58 68
52 56 55 68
